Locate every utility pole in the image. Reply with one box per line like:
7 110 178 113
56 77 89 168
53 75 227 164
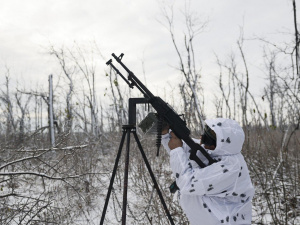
49 74 55 147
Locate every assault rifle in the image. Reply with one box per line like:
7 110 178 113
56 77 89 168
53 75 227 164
106 53 216 168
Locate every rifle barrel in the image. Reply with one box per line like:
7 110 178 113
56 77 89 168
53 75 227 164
112 53 155 99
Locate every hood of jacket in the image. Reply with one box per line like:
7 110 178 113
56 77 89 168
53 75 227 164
204 118 245 156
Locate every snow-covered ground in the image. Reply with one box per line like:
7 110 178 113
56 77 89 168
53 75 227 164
1 133 299 224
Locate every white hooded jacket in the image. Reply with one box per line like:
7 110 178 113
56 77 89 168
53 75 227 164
161 118 255 225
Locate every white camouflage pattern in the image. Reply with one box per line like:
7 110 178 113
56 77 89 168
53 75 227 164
162 118 255 225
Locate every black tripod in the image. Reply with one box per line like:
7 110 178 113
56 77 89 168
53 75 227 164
100 98 175 225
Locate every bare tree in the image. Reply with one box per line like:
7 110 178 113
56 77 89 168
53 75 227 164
49 45 75 133
262 49 278 127
236 29 250 127
105 67 127 131
293 0 300 76
0 70 16 137
68 43 100 136
14 91 32 144
159 1 208 131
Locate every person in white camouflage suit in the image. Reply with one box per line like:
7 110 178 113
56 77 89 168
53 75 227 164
161 118 255 225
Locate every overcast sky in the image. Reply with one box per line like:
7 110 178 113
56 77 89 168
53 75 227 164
0 0 296 113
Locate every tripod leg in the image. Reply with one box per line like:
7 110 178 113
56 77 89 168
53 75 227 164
121 128 131 224
100 129 127 225
132 131 175 225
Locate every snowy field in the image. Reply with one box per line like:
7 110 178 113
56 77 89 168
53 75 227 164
1 130 299 224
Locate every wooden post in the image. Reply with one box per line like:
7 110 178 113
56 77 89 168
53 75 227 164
49 74 55 147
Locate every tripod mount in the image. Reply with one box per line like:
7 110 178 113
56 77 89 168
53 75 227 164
100 98 175 225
